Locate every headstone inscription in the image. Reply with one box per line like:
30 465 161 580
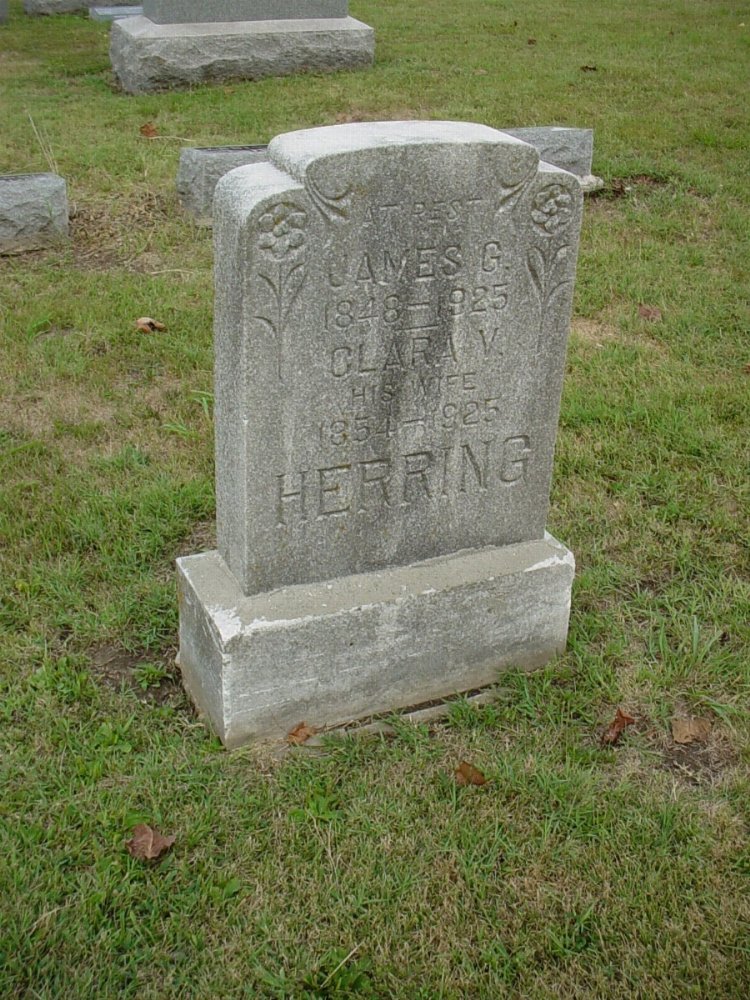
110 0 374 94
177 121 582 748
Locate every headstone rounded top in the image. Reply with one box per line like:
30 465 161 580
269 120 540 184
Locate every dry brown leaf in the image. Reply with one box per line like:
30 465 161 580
126 824 175 860
743 363 750 374
455 761 488 786
580 64 598 72
135 317 167 333
287 721 318 745
527 38 537 45
638 304 662 322
139 121 159 138
601 707 636 746
671 716 712 745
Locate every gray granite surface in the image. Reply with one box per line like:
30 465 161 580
177 145 268 221
110 14 374 92
90 5 142 19
143 0 348 23
213 121 583 596
25 0 132 11
0 173 69 252
177 535 575 746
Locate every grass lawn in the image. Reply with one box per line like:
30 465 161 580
1 0 749 995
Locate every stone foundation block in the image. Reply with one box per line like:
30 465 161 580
177 535 574 748
0 173 69 253
177 145 268 222
110 15 375 93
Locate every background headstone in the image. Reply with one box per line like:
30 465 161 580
177 146 269 222
177 121 582 746
142 0 348 23
502 127 603 192
0 174 69 252
175 127 602 225
0 0 8 24
110 0 374 93
25 0 134 12
90 6 142 20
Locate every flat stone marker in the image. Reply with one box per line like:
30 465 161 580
25 0 134 12
90 5 142 20
177 121 582 747
177 145 269 223
0 174 69 253
110 0 374 93
0 1 8 24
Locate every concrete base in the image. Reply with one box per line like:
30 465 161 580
0 173 69 253
110 15 375 93
177 534 574 748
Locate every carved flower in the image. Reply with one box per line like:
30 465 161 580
257 202 307 259
531 184 573 234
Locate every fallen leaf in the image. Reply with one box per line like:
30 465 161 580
580 64 598 72
527 38 537 45
743 363 750 374
139 121 158 138
601 708 636 746
474 68 489 76
672 717 712 745
135 316 167 333
455 761 488 786
287 721 318 745
125 824 175 860
638 304 662 322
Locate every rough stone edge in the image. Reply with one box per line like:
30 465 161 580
0 173 69 254
176 534 574 748
110 15 375 93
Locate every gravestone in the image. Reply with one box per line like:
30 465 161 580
0 174 69 252
503 127 603 192
177 145 269 223
175 127 604 226
110 0 374 93
0 1 8 24
177 121 582 747
25 0 134 12
90 6 142 20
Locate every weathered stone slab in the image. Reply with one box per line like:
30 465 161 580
177 145 268 222
143 0 348 24
110 15 375 93
0 174 69 252
90 5 142 20
213 121 582 596
501 127 603 192
177 535 574 747
25 0 133 12
0 1 8 25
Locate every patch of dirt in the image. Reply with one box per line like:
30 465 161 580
660 736 735 786
590 174 672 200
175 518 217 560
570 317 618 347
0 382 116 443
89 643 186 707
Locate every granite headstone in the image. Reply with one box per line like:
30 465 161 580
110 0 374 93
177 121 582 747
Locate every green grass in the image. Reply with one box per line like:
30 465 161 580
1 0 749 996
